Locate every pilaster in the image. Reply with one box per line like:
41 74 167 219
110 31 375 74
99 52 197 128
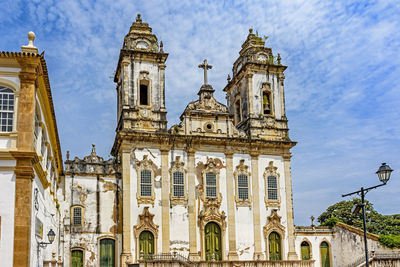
279 73 286 117
121 148 133 266
160 149 170 253
159 64 166 109
251 153 264 260
187 150 199 260
13 63 37 267
225 152 238 260
283 156 298 260
246 73 254 117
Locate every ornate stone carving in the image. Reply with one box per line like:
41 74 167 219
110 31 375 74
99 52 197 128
198 198 227 260
234 159 252 207
133 207 159 258
200 158 222 206
136 155 156 206
264 161 281 208
263 209 286 259
185 85 228 113
169 156 188 206
64 144 117 175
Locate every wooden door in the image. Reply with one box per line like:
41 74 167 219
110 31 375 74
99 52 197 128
205 222 222 261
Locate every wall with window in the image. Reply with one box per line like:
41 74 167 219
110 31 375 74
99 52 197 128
129 148 292 261
61 173 121 267
251 73 282 119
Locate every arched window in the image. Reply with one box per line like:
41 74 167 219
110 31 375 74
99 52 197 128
267 175 278 200
301 241 311 260
0 86 14 132
100 238 115 267
320 241 330 267
71 206 83 226
140 170 152 197
268 231 281 260
262 91 271 115
237 174 249 200
234 100 241 124
205 173 217 198
172 171 184 197
71 249 84 267
139 80 149 106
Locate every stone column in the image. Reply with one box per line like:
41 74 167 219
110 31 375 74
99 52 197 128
284 156 298 260
13 66 37 267
225 152 238 260
279 73 286 117
121 57 130 106
159 64 166 109
161 149 170 253
251 153 264 259
121 148 133 266
246 73 254 117
187 150 199 260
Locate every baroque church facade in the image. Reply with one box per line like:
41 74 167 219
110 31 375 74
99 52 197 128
2 14 399 267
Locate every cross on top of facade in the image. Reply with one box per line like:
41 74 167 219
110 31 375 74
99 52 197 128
198 59 212 85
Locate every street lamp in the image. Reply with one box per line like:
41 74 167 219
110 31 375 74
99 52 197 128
38 229 56 247
342 163 393 267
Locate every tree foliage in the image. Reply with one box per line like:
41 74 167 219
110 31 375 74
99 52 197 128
318 198 400 236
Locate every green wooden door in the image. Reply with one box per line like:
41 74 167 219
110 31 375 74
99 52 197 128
71 250 83 267
301 241 311 260
269 232 281 260
320 242 330 267
100 239 115 267
139 231 154 259
205 222 222 261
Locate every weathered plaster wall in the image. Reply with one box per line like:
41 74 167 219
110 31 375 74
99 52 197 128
331 224 395 267
295 232 334 267
62 174 121 267
30 172 59 267
0 170 16 266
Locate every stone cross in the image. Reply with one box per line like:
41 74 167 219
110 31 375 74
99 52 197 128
198 59 212 85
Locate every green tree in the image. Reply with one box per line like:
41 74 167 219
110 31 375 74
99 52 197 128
318 199 400 236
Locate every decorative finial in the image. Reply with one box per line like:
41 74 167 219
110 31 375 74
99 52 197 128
227 74 231 82
249 28 253 34
91 143 96 155
136 13 142 22
21 31 38 54
160 41 163 52
310 215 315 227
66 150 70 160
27 31 35 47
277 53 281 65
198 59 213 85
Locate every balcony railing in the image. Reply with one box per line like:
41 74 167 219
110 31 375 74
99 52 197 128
138 253 315 267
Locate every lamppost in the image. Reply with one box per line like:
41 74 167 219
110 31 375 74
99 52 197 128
38 228 56 247
342 163 393 267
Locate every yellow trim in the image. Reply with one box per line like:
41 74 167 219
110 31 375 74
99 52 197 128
70 247 85 267
70 205 84 227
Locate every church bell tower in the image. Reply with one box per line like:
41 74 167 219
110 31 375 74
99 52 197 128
114 14 168 133
224 29 290 142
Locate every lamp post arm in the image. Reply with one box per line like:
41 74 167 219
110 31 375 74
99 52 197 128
341 182 386 197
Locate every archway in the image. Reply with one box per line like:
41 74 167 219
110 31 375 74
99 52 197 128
205 222 222 261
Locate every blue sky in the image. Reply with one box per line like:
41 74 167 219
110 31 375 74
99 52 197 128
1 0 399 225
